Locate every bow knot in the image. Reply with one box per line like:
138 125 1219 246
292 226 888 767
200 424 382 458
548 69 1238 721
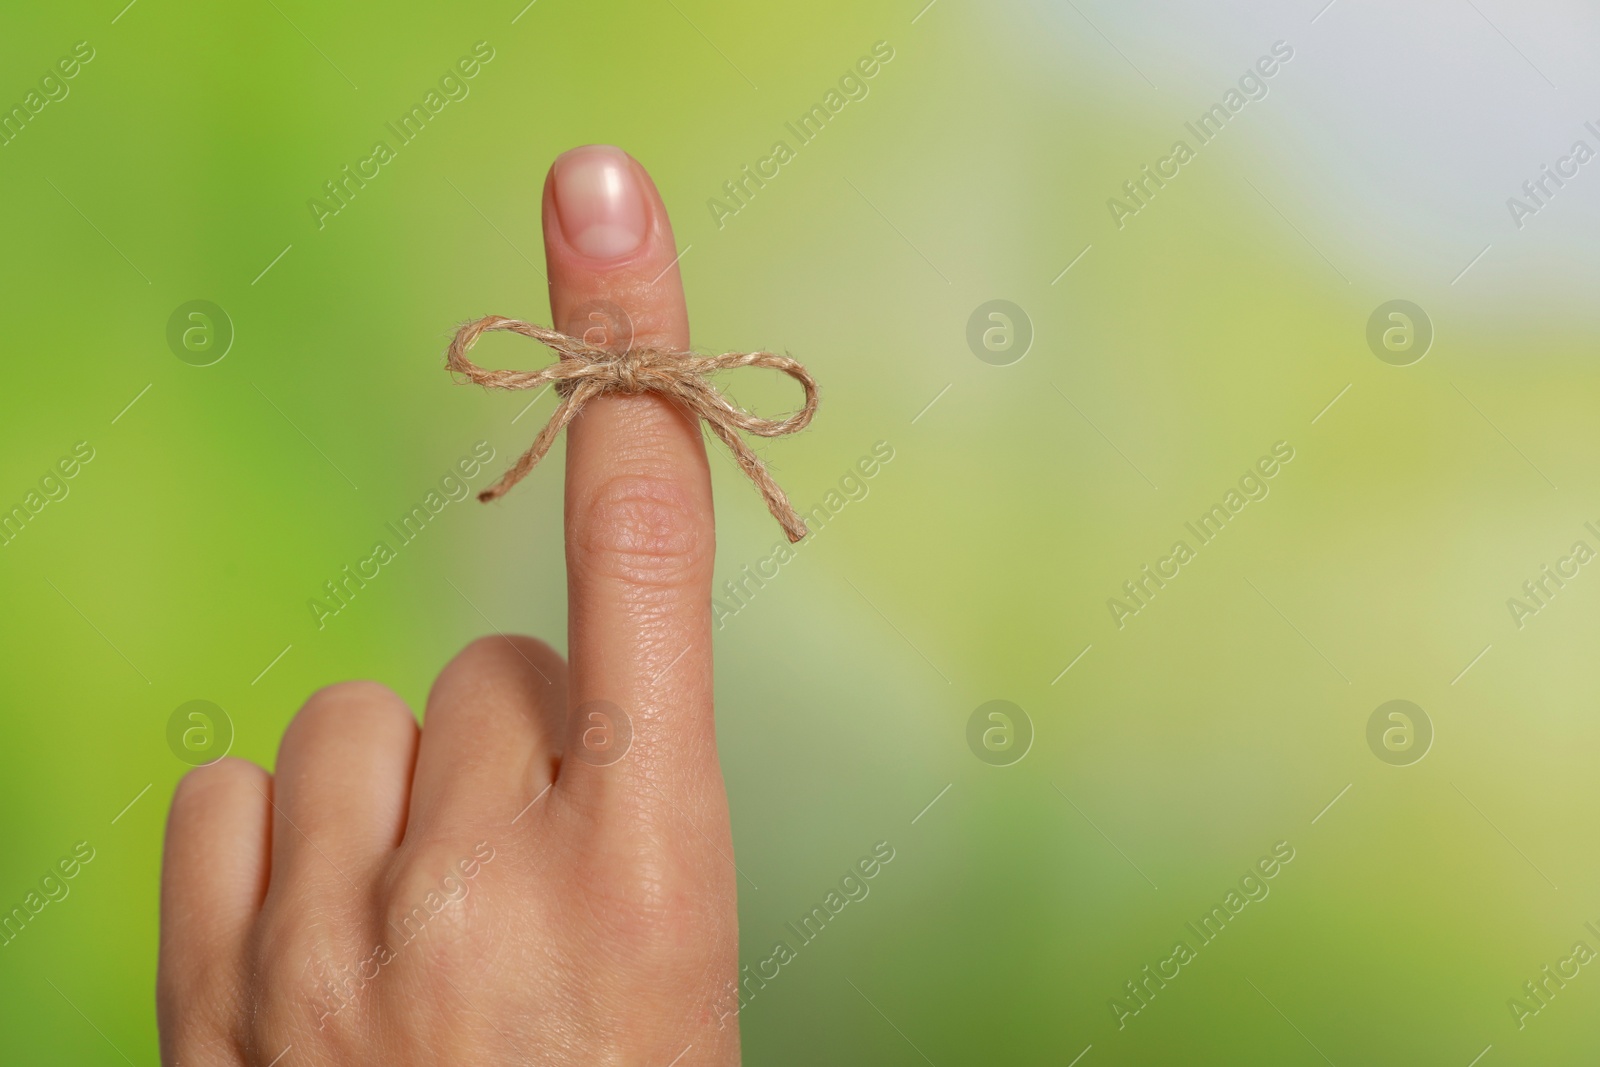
447 315 820 542
606 347 665 395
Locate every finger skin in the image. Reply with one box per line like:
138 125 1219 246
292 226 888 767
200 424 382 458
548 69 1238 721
405 634 568 839
155 146 741 1067
543 145 741 1063
158 757 273 1065
264 681 418 908
543 146 721 808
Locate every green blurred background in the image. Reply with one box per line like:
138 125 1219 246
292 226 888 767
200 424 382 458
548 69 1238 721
3 0 1599 1062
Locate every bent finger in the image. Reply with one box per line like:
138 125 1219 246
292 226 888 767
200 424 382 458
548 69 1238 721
157 758 272 1062
406 634 568 839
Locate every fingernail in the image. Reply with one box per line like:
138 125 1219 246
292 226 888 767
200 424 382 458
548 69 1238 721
553 145 649 260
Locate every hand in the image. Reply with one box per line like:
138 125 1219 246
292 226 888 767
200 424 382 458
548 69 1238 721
158 145 739 1065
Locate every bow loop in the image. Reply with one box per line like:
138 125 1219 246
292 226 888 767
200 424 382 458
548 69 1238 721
446 315 819 542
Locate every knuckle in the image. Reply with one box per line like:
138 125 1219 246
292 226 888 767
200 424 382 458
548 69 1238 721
578 873 730 976
558 811 731 960
158 938 249 1035
251 907 368 1040
379 839 503 973
158 980 249 1066
573 471 711 587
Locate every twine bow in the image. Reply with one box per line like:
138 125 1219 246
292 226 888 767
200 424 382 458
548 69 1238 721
447 315 820 542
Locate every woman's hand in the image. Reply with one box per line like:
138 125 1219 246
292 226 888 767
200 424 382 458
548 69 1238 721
158 145 740 1066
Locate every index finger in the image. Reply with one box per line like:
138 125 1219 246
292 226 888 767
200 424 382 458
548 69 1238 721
540 145 720 813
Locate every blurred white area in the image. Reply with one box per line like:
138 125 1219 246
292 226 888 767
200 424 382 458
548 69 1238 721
1024 0 1600 326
